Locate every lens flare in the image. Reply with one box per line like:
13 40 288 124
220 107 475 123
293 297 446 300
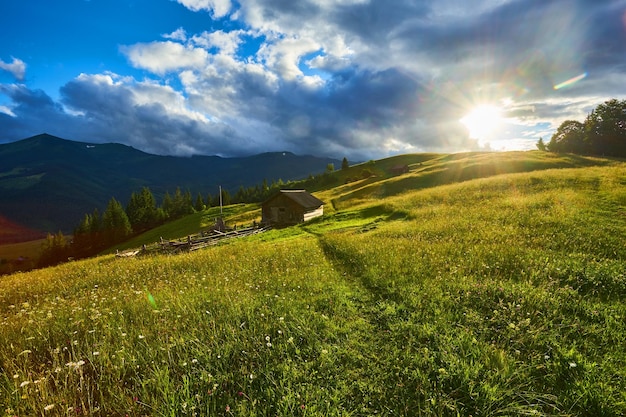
553 72 587 90
146 291 157 309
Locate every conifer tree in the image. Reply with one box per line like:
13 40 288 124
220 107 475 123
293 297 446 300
162 192 173 218
102 197 132 245
195 193 205 211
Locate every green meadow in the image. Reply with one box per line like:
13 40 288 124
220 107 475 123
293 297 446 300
1 151 625 416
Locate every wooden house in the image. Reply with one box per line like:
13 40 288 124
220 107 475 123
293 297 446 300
261 190 324 225
389 164 409 176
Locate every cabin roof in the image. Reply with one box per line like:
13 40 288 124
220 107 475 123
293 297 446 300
264 189 324 209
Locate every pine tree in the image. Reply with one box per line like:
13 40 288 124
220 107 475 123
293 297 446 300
162 192 173 218
102 197 132 245
39 231 70 267
195 193 205 211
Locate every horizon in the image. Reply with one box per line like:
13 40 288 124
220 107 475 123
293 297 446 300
2 1 626 160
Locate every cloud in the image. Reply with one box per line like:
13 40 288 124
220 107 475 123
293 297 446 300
190 30 246 55
3 0 626 159
0 57 26 81
176 0 232 18
58 73 250 156
163 27 188 42
0 84 80 141
121 41 209 75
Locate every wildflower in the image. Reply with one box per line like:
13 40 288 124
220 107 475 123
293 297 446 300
138 335 145 339
191 358 198 364
226 405 230 412
92 351 100 356
569 362 577 368
66 360 85 371
44 404 55 411
20 380 30 388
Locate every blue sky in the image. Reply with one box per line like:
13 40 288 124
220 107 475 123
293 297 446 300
1 0 626 159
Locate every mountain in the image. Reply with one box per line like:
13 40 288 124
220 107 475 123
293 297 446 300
0 134 341 237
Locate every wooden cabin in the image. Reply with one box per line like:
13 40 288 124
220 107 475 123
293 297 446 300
261 190 324 225
389 164 409 176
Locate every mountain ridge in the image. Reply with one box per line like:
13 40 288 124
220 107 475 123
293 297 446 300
0 134 342 237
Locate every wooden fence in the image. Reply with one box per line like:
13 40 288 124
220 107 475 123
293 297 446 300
116 225 271 258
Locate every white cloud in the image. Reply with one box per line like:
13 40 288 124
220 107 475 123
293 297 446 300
257 37 322 81
0 105 16 117
191 30 245 55
163 27 188 42
121 41 209 75
0 57 26 81
176 0 232 18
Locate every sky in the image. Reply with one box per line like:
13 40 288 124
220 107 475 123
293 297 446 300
1 0 626 160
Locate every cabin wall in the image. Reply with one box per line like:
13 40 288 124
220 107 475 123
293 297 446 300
262 194 323 225
303 206 324 222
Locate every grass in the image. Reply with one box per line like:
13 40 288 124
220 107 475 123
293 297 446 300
1 153 625 416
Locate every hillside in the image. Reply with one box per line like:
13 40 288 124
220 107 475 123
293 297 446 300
0 215 45 245
0 134 341 236
1 152 625 415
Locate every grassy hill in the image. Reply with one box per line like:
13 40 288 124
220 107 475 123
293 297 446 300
1 151 625 416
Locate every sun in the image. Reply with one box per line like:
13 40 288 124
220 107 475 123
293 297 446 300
460 105 503 140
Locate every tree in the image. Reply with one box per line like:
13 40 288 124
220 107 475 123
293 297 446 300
341 157 349 170
126 187 159 232
162 192 173 218
326 163 335 173
168 187 194 218
547 120 586 154
39 231 71 267
536 137 546 151
102 197 132 245
195 193 205 211
584 98 626 156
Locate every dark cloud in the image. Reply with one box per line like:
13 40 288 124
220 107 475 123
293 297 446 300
0 84 77 141
59 75 247 156
334 0 430 44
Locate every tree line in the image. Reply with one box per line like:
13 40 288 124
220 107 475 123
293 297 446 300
539 99 626 157
37 161 352 268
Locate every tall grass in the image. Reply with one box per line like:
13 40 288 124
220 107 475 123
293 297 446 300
1 162 624 415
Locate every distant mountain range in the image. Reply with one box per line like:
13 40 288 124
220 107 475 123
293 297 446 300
0 134 341 239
